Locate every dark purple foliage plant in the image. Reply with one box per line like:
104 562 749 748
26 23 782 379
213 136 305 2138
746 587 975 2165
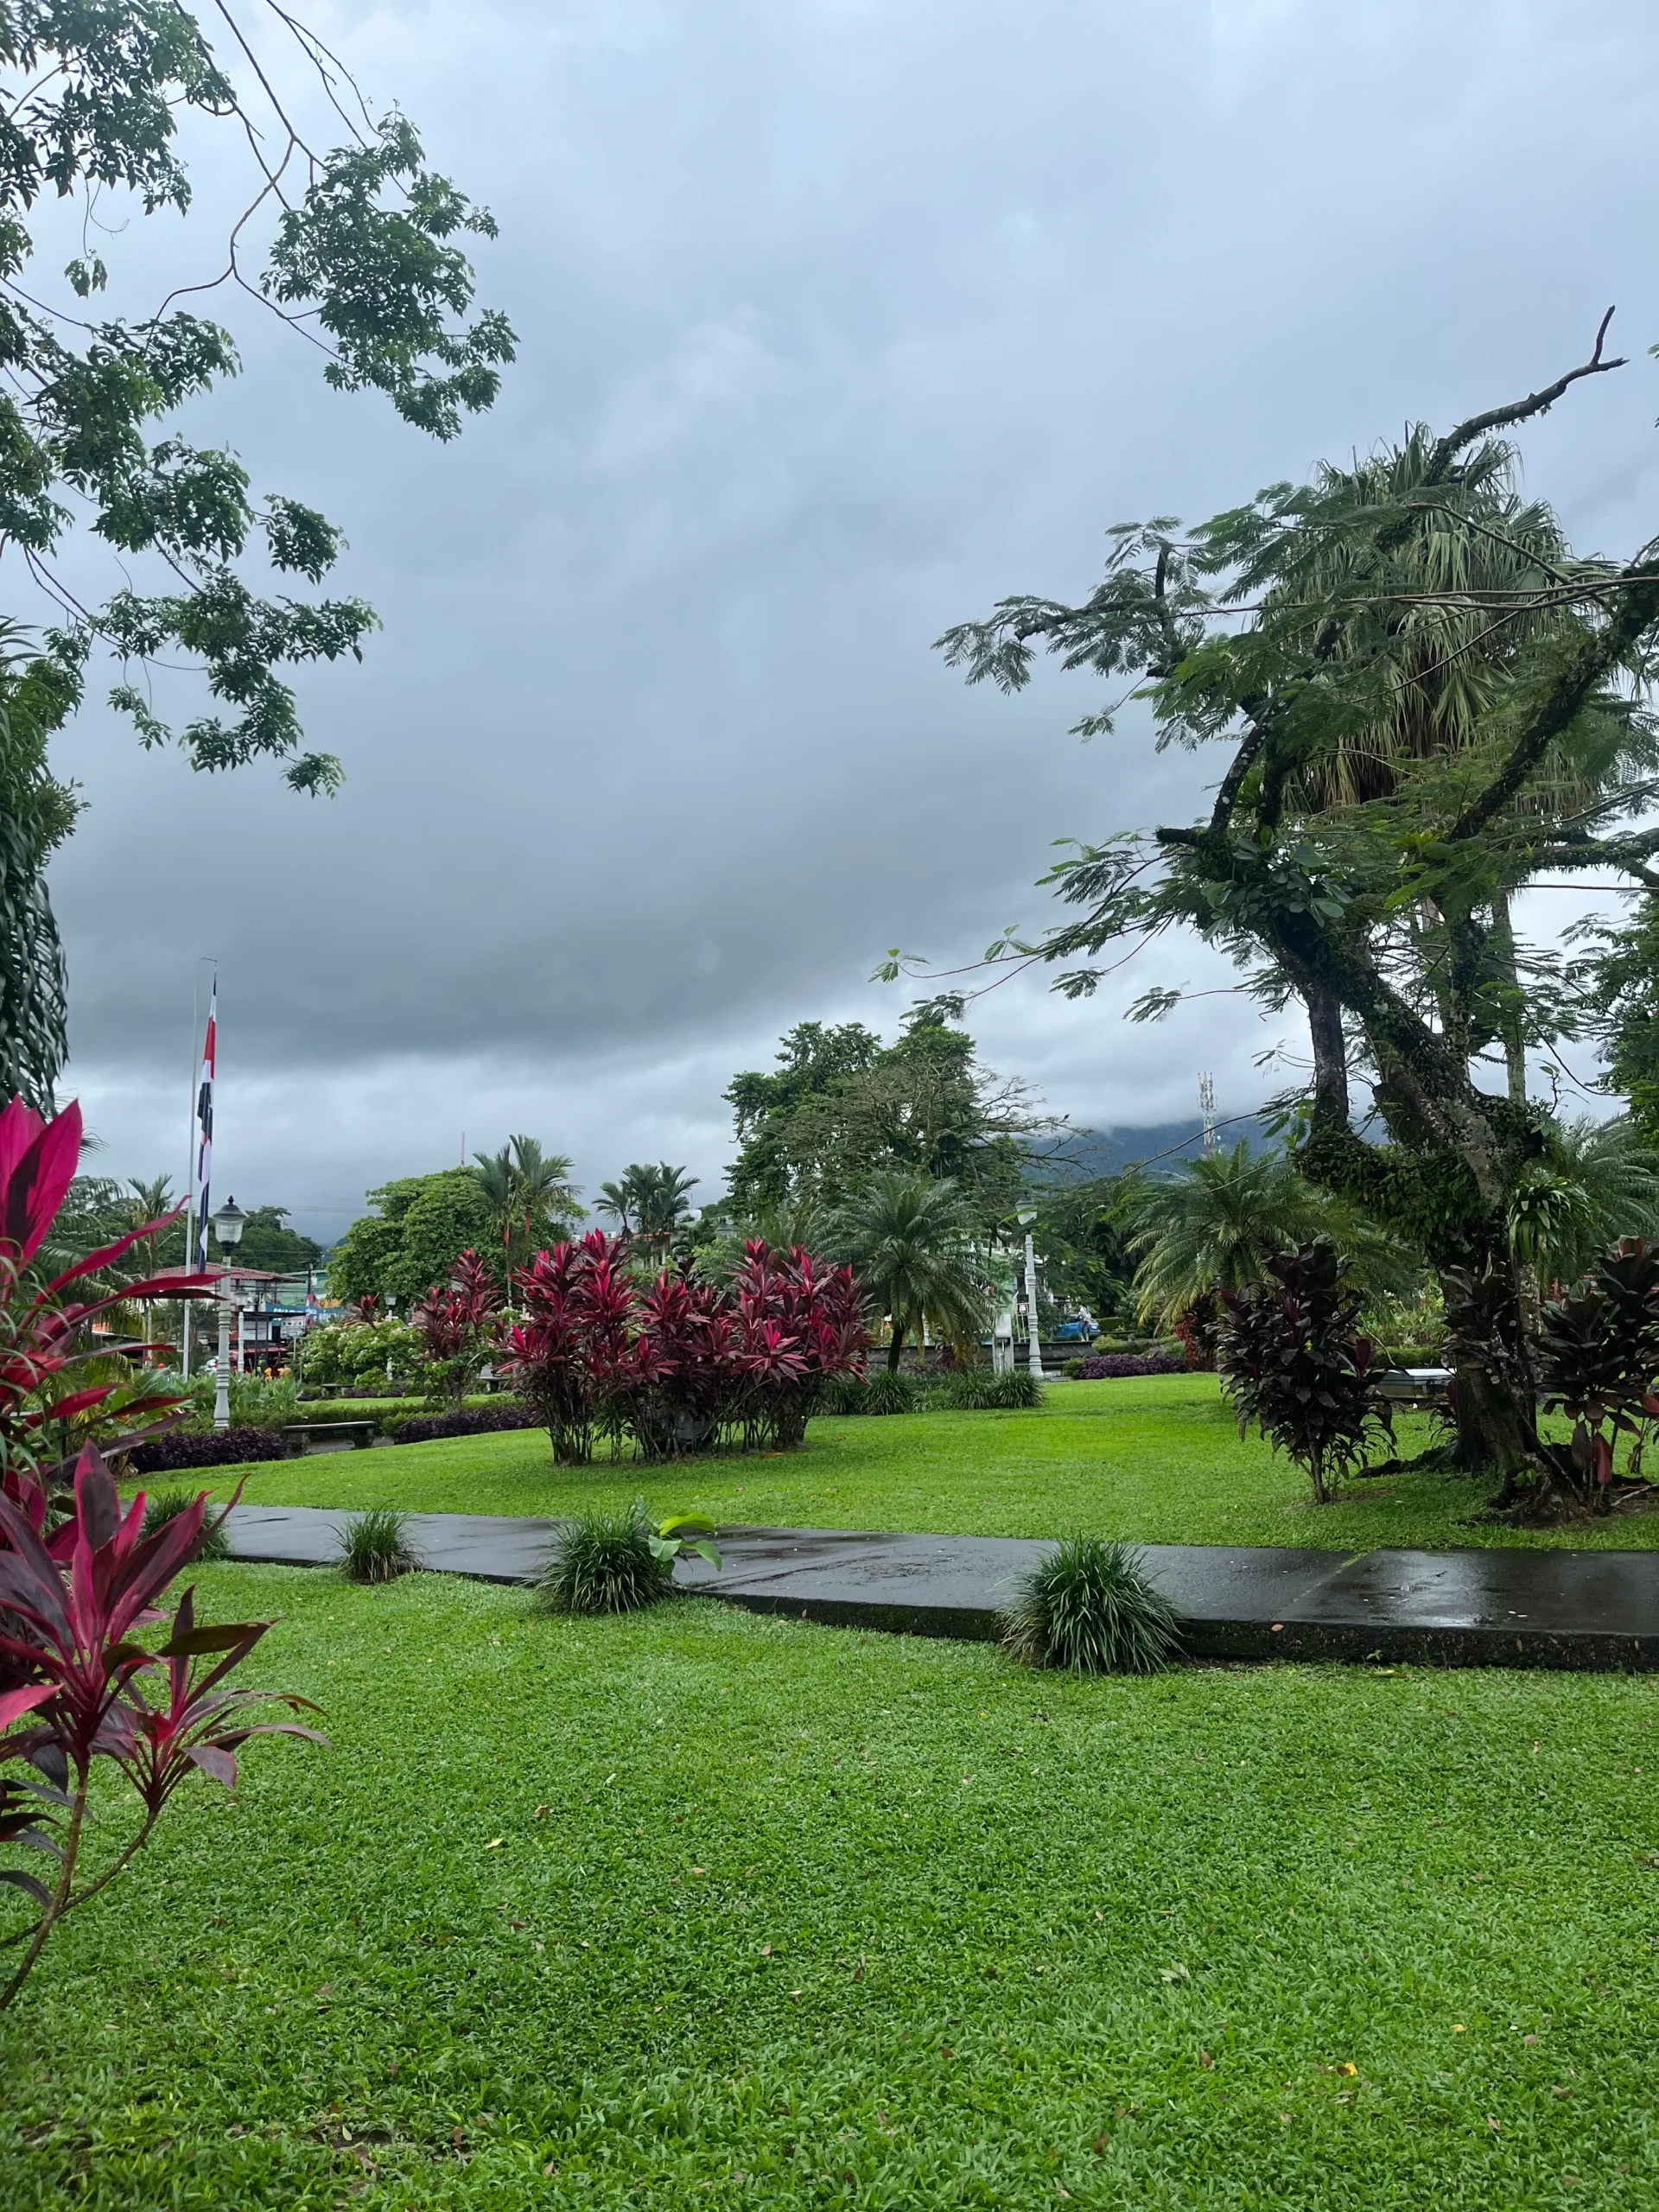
1217 1238 1392 1504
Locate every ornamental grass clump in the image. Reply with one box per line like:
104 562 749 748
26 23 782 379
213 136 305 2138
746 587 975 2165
538 1504 672 1615
336 1508 420 1584
943 1369 1045 1410
141 1488 231 1562
1000 1535 1180 1675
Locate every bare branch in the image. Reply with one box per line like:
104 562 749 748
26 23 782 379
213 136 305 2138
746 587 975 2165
1429 308 1625 475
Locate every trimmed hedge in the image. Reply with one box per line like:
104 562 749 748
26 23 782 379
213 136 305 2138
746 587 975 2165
1077 1350 1189 1380
392 1403 539 1446
126 1426 289 1472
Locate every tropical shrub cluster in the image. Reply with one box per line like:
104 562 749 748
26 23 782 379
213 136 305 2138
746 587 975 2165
1533 1238 1659 1513
1217 1239 1393 1504
823 1370 925 1416
499 1233 867 1464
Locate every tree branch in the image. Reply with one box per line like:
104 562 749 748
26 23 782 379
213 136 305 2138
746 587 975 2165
1429 308 1625 476
1446 554 1659 844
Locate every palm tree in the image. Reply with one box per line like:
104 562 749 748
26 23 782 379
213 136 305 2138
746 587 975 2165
472 1136 582 1274
832 1171 990 1370
596 1162 699 1266
1509 1115 1659 1289
1123 1141 1413 1327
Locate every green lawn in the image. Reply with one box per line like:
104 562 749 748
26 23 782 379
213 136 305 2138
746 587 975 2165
4 1565 1656 2209
207 1376 1659 1554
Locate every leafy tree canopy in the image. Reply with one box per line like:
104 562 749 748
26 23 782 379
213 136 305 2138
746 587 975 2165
725 1007 1044 1215
0 2 513 1103
327 1169 494 1307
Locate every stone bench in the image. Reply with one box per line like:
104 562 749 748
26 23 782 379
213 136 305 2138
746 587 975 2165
281 1420 381 1456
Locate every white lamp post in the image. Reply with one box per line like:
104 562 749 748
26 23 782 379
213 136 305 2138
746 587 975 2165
1017 1209 1044 1380
211 1197 246 1430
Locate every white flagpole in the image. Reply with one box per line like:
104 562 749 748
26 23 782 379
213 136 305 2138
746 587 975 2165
181 958 215 1378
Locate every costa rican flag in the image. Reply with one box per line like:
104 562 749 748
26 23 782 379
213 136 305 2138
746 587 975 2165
193 982 216 1272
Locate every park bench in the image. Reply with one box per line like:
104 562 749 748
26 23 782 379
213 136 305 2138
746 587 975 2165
281 1420 381 1456
1374 1367 1452 1407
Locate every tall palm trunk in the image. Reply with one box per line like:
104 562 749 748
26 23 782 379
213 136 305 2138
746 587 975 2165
886 1320 906 1373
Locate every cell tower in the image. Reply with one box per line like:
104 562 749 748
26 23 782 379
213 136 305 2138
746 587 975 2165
1198 1071 1217 1158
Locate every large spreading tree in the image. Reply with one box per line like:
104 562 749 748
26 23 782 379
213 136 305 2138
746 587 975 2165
0 2 513 1102
932 315 1659 1506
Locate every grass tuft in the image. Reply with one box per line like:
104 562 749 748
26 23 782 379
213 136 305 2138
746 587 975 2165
538 1503 672 1614
1000 1533 1180 1673
336 1505 420 1583
139 1485 231 1561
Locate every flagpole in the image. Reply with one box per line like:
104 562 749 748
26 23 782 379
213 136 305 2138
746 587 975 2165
181 957 215 1379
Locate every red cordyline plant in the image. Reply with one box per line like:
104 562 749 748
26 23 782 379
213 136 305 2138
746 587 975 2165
1532 1238 1659 1513
499 1231 637 1463
0 1446 326 2008
1217 1238 1392 1505
726 1242 868 1448
0 1095 217 1489
411 1248 502 1409
0 1096 324 2009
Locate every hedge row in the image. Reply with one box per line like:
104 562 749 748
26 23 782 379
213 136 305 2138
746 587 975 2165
392 1404 541 1445
1075 1350 1190 1379
126 1427 289 1472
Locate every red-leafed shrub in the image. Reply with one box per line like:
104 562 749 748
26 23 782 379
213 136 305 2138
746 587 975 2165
725 1242 868 1449
411 1247 501 1408
0 1094 215 1485
0 1096 323 2010
1532 1238 1659 1511
498 1234 868 1462
0 1446 327 2009
1217 1238 1391 1504
498 1231 636 1463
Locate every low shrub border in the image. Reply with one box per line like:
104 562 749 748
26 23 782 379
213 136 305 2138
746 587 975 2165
125 1426 289 1472
392 1404 541 1445
1077 1351 1189 1380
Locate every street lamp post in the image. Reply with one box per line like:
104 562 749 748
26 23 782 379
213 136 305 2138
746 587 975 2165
211 1197 246 1431
1017 1208 1044 1381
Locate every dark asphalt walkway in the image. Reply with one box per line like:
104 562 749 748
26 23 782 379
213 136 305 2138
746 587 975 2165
223 1504 1659 1670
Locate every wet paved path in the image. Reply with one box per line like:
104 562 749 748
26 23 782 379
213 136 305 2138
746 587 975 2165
225 1504 1659 1670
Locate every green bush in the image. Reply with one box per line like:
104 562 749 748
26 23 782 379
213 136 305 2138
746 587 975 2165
823 1370 927 1416
942 1368 1046 1411
537 1504 671 1615
298 1319 423 1392
139 1486 231 1561
147 1370 302 1433
1000 1535 1180 1674
336 1507 421 1583
1063 1357 1084 1380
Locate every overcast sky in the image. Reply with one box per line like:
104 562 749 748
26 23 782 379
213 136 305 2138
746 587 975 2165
45 0 1659 1238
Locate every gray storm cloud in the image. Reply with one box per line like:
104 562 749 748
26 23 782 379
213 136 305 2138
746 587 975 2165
46 0 1659 1231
